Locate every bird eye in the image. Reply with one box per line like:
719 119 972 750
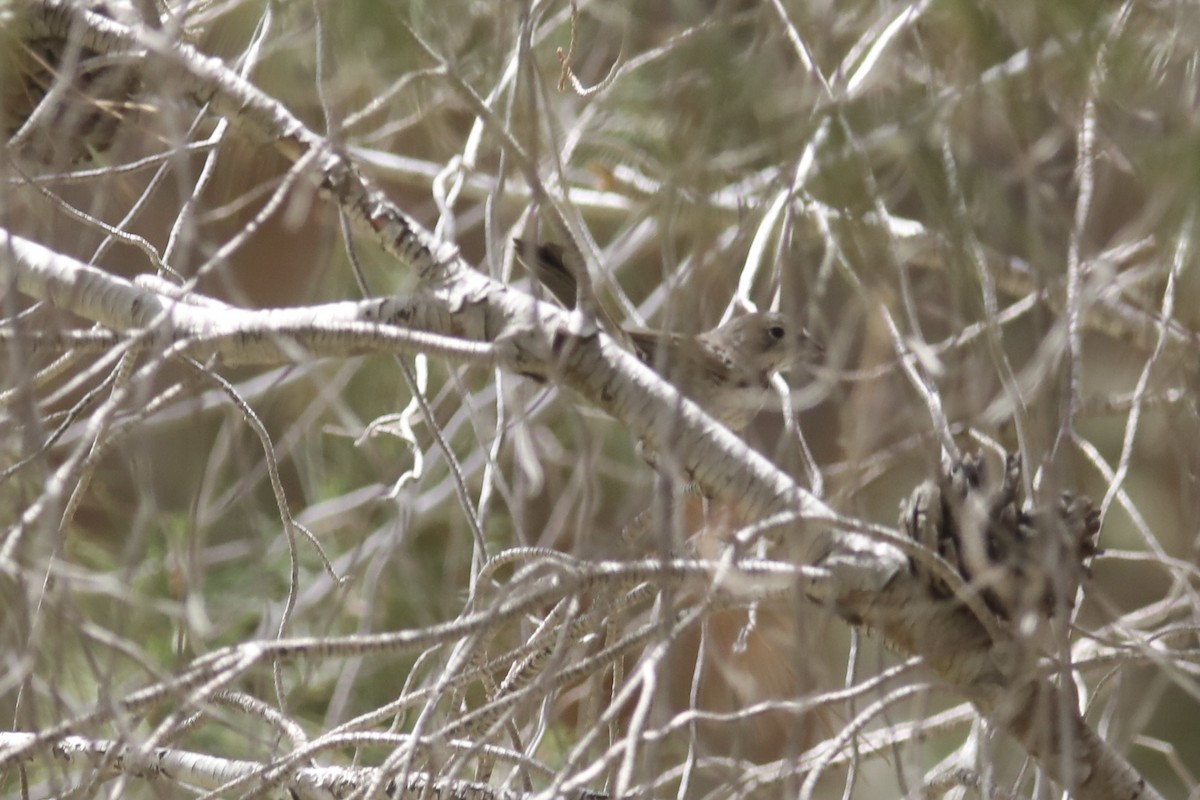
767 325 785 340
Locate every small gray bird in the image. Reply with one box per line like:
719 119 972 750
514 239 821 431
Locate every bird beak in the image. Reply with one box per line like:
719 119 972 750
791 328 824 370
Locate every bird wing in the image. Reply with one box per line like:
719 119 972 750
625 328 734 387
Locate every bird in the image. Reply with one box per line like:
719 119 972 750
513 238 821 431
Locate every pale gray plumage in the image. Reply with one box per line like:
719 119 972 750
514 239 821 430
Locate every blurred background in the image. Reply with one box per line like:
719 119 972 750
2 1 1198 797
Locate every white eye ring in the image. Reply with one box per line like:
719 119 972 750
767 325 785 340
